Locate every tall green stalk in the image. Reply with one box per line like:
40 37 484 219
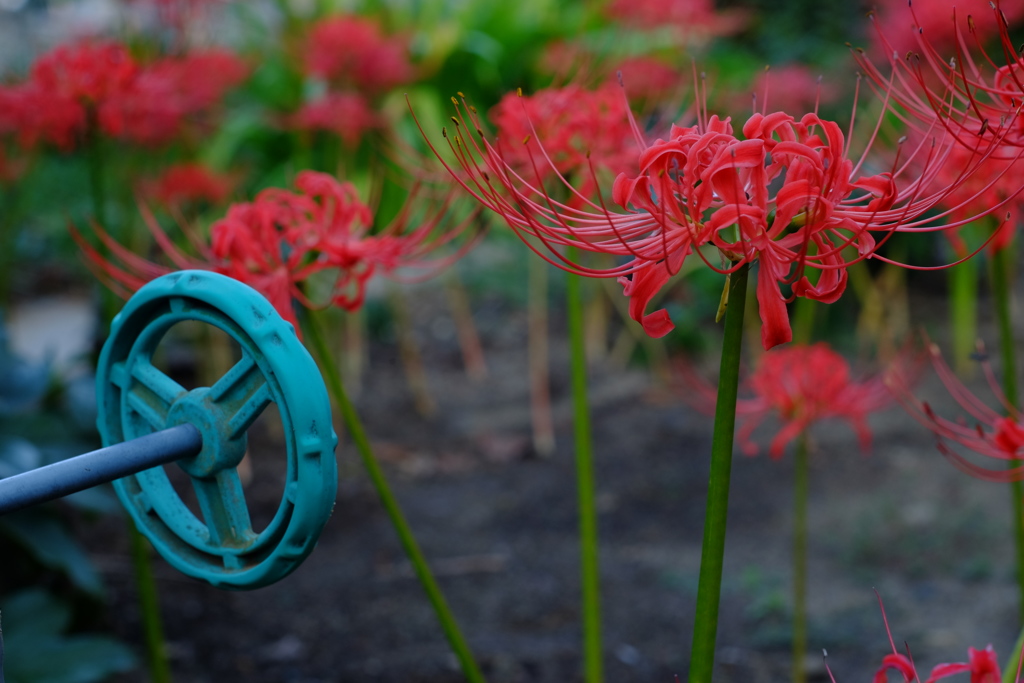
992 244 1024 621
950 258 979 376
689 262 749 683
566 249 603 683
1002 623 1024 683
789 293 816 683
127 521 171 683
0 185 17 306
85 117 107 229
792 435 809 683
301 309 486 683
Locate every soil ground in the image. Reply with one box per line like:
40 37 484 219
68 280 1024 683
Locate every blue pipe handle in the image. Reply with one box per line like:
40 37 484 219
0 424 202 516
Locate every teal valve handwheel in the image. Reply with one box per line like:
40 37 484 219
96 270 338 589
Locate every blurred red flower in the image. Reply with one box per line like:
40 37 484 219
0 83 83 150
889 341 1024 482
932 143 1024 258
744 65 840 118
139 163 236 209
0 42 247 150
288 92 380 147
30 41 137 106
611 57 683 104
925 646 1001 683
680 343 892 458
489 84 639 200
604 0 747 47
868 0 1024 57
0 41 137 149
303 15 412 94
865 595 1006 683
104 48 249 146
855 2 1024 154
74 171 476 328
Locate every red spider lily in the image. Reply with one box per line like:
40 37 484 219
888 340 1024 482
604 0 748 46
0 81 90 151
419 85 1021 350
489 84 639 200
611 57 684 104
287 92 380 147
103 48 249 146
853 2 1024 154
72 171 477 329
139 163 235 209
932 143 1024 257
0 42 246 150
0 41 137 150
30 41 137 107
873 653 917 683
743 65 841 118
856 595 1009 683
925 647 1001 683
303 15 412 94
868 0 1024 58
680 343 893 458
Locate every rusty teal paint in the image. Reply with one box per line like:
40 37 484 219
96 271 338 590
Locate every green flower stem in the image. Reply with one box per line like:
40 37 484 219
689 262 749 683
127 521 171 683
567 248 603 683
792 434 809 683
790 297 817 347
992 244 1024 622
85 115 107 229
0 184 17 306
1002 623 1024 683
301 309 486 683
950 258 979 376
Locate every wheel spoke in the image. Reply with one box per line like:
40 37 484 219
126 361 186 430
133 360 187 404
210 354 272 439
191 469 256 548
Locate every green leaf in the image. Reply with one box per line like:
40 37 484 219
0 514 103 596
199 107 274 172
5 635 136 683
1 589 70 640
2 590 136 683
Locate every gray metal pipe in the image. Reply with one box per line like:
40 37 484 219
0 424 203 516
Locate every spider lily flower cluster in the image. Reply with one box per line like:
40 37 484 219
73 171 476 330
287 14 412 147
736 344 893 458
488 84 639 200
0 41 248 151
855 0 1024 156
887 342 1024 482
863 596 1010 683
424 79 1022 351
681 343 893 458
139 162 236 211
